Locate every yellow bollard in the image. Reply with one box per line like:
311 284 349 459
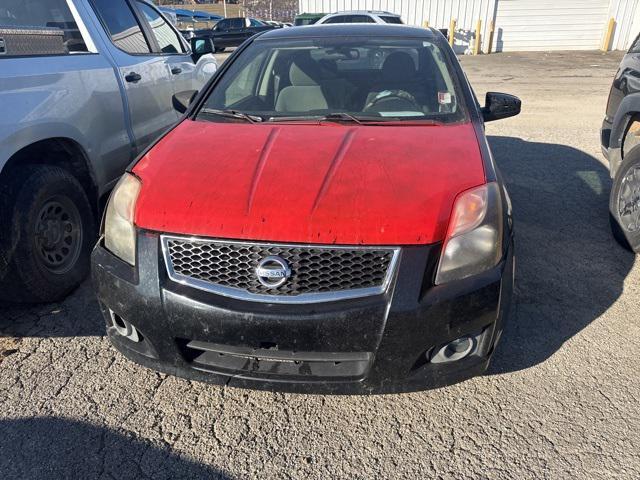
474 19 482 55
449 19 456 47
602 18 616 52
487 20 495 54
423 20 429 28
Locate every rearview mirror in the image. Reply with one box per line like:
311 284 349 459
190 36 214 63
172 90 198 114
481 92 521 122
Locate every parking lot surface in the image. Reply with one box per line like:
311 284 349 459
1 50 639 479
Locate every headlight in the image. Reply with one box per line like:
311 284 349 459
435 182 503 285
104 173 141 265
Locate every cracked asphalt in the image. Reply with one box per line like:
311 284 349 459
2 51 640 479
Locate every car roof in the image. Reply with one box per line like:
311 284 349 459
258 24 437 40
325 10 400 16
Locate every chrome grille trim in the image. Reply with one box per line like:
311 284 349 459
160 235 401 304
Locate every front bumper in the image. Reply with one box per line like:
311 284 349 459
92 232 514 394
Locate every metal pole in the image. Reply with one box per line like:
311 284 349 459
449 19 456 47
602 18 616 52
474 19 482 55
223 0 227 18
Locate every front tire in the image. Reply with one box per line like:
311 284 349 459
610 146 640 252
0 166 96 303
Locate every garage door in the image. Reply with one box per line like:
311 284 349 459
495 0 609 51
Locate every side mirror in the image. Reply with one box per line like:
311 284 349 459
190 36 214 63
172 90 198 114
481 92 521 122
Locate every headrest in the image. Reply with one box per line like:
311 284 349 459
382 51 416 81
289 52 322 86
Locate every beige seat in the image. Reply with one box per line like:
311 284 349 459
275 55 329 113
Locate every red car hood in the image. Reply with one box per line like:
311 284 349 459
133 120 485 245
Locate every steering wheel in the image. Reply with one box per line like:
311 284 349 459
364 90 421 113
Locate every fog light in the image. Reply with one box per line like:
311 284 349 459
430 336 475 364
109 310 141 343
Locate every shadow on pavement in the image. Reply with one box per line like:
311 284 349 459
0 282 104 338
487 136 635 374
0 417 231 480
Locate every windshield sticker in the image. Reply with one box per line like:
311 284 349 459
438 92 452 105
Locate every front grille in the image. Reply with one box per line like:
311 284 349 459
162 236 399 302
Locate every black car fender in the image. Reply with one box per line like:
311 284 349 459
610 92 640 150
607 92 640 176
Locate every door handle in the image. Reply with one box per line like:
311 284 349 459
125 72 142 83
171 67 182 75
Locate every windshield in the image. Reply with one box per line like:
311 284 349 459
198 37 466 124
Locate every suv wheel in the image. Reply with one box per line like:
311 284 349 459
610 146 640 252
0 165 96 303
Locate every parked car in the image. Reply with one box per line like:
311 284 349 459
193 17 277 53
602 34 640 252
0 0 218 303
92 24 521 393
316 10 404 24
293 13 327 26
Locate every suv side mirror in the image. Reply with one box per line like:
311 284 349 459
173 90 198 114
190 37 214 63
481 92 521 122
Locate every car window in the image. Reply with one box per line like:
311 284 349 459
323 15 347 24
215 19 229 30
380 16 403 24
199 37 466 124
0 0 88 55
136 1 184 54
249 18 264 27
223 50 268 105
230 18 245 29
92 0 150 54
347 15 375 23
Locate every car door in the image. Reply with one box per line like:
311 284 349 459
133 1 197 95
90 0 177 153
211 18 232 48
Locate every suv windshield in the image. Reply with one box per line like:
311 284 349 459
198 36 466 124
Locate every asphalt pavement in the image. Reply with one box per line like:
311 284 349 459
1 50 639 479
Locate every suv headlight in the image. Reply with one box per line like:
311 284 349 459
104 173 141 265
435 182 504 285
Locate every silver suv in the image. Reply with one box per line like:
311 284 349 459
316 11 403 25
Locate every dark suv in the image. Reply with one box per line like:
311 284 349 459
602 34 640 252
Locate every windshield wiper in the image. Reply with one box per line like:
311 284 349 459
267 113 443 125
199 108 264 123
268 112 364 124
320 112 364 124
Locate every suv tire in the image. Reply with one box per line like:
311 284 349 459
610 146 640 253
0 165 96 303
